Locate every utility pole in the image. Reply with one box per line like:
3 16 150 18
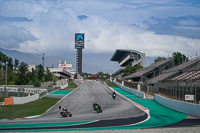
5 61 7 87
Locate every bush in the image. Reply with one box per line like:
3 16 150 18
34 81 41 87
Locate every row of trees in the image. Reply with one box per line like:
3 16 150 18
0 51 55 87
122 65 143 77
154 52 189 65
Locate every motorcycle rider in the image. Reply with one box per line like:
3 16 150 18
59 106 68 113
93 103 101 111
112 91 116 99
59 106 72 117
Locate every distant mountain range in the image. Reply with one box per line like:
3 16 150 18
0 48 156 74
0 48 120 74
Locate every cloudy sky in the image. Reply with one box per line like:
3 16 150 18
0 0 200 58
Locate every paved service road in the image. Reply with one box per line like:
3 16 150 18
0 80 148 130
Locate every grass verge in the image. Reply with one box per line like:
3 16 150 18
63 80 78 90
105 80 118 88
0 97 60 119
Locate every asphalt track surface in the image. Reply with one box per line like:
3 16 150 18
0 80 148 131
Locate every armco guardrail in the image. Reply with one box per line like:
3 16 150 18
155 94 200 117
0 85 34 88
13 94 39 104
113 82 144 98
0 87 47 94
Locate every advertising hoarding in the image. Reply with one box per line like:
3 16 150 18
185 95 194 100
75 33 84 49
59 64 72 70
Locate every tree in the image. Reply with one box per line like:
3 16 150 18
27 68 38 83
172 52 189 66
14 58 19 70
7 57 13 70
36 64 44 81
45 67 53 81
154 57 167 63
0 52 7 69
16 62 29 85
122 65 143 77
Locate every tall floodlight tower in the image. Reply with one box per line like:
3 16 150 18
75 33 84 77
42 53 45 67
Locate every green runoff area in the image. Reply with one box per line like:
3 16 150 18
50 80 77 95
0 97 60 119
0 81 188 132
49 90 71 95
63 80 78 90
0 80 78 119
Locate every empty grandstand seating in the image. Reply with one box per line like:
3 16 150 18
150 71 175 83
125 58 173 80
163 58 200 73
150 58 200 83
172 70 200 82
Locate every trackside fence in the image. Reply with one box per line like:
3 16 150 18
158 81 200 104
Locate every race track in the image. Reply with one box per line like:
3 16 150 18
0 80 148 131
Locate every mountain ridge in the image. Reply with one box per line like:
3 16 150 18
0 48 118 74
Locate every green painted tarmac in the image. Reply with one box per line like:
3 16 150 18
0 87 188 132
49 90 71 95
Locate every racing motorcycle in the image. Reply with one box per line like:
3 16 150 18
93 103 102 113
60 110 72 117
112 92 116 99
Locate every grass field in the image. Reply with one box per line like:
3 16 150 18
105 80 118 87
0 97 60 119
63 80 78 90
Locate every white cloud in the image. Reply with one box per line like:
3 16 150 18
0 0 200 58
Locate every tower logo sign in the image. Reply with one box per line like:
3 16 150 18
75 33 84 43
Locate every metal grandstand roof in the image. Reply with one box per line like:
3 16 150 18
110 49 142 61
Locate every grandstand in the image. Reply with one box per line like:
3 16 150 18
110 49 145 67
111 49 145 78
49 68 71 79
124 58 173 81
149 58 200 83
111 53 200 104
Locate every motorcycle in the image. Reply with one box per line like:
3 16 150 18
93 103 102 113
60 110 72 117
112 92 116 99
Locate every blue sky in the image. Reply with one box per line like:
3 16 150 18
0 0 200 58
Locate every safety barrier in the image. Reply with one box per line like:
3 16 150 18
4 98 14 105
1 86 60 105
13 94 39 104
155 94 200 117
113 82 144 98
0 87 46 94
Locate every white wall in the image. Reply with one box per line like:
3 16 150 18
155 94 200 117
13 94 39 104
